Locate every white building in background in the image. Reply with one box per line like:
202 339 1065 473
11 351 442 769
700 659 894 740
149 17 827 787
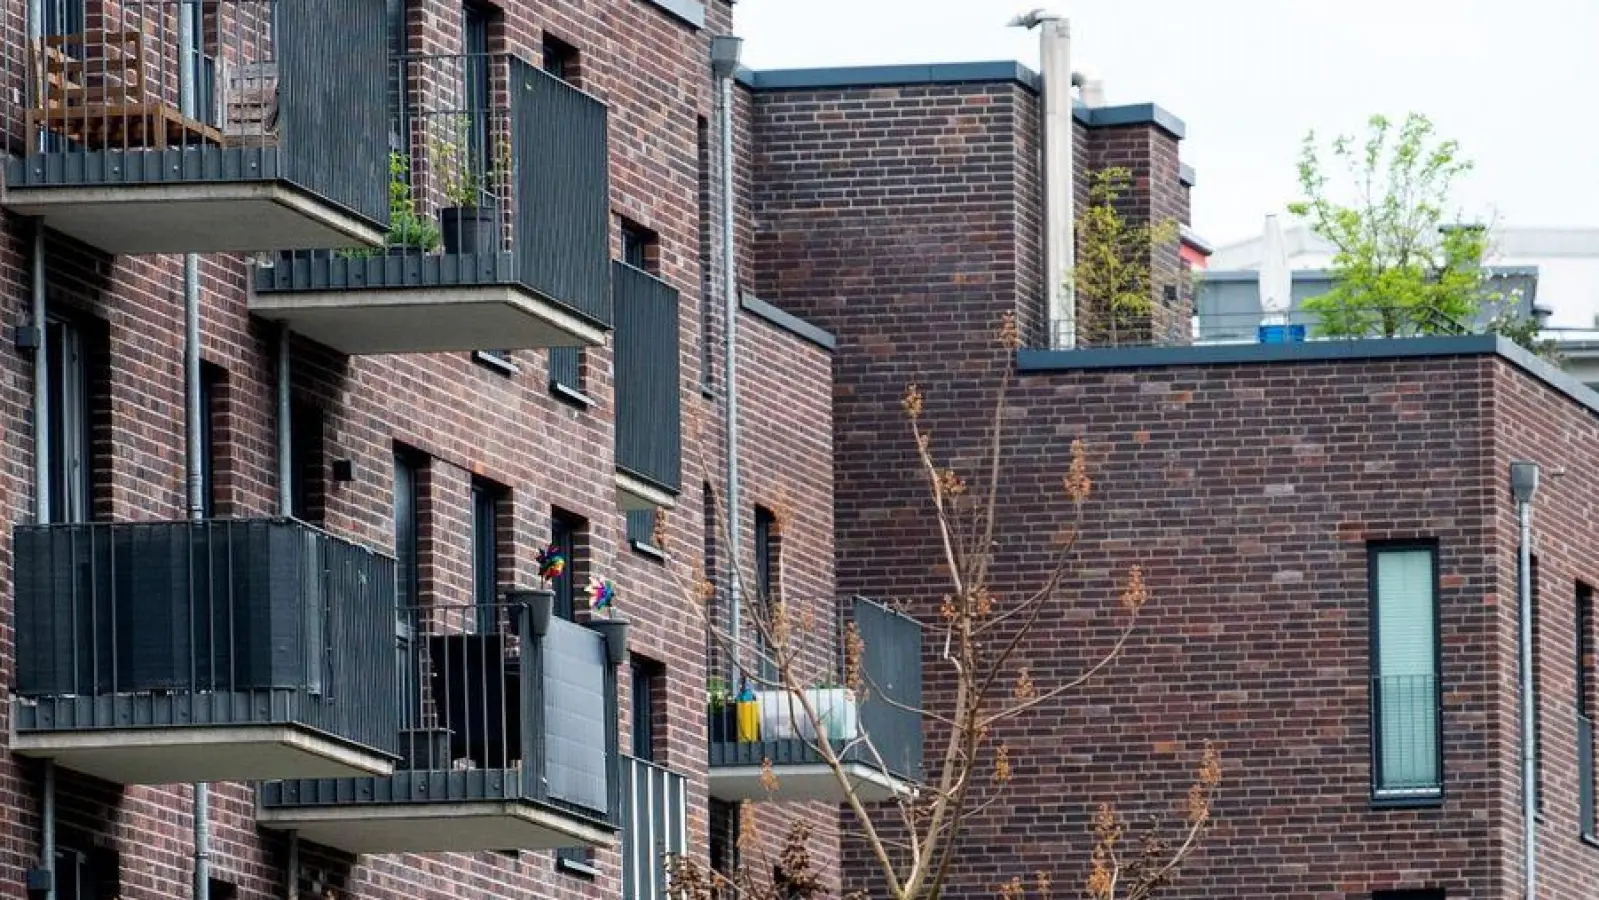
1200 224 1599 388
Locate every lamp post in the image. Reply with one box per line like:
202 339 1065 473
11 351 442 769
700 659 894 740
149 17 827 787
1510 460 1540 900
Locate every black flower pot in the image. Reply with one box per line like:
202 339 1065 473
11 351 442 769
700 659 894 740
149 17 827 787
439 206 497 255
589 616 630 666
506 588 554 638
709 705 739 743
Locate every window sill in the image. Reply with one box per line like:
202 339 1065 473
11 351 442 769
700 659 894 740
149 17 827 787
1582 833 1599 851
630 539 667 562
551 382 593 409
556 856 598 879
1370 792 1443 810
473 351 519 377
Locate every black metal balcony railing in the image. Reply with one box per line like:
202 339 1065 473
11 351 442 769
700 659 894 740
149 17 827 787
614 260 682 496
13 519 398 755
1371 674 1442 799
709 596 923 784
3 0 388 230
255 52 611 329
260 602 619 828
1580 712 1596 840
621 756 687 900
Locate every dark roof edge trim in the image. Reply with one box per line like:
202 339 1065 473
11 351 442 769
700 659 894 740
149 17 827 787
740 293 838 352
736 61 1039 92
641 0 705 29
1018 334 1599 420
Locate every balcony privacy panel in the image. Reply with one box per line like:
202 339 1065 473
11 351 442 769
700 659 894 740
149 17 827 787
511 57 611 325
851 596 923 781
275 0 388 224
543 617 611 812
5 0 387 226
260 601 617 823
621 756 687 900
613 261 682 493
12 519 397 755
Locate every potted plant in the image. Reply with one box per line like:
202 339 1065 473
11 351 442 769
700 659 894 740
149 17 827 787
506 544 566 638
430 115 503 256
706 676 737 743
338 151 440 260
585 576 629 666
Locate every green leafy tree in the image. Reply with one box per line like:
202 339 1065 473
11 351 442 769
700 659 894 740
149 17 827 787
1072 168 1180 348
1288 113 1536 341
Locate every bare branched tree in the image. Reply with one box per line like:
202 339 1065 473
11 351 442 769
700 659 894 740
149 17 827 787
675 314 1219 900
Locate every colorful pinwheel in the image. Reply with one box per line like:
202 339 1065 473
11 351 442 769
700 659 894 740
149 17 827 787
587 576 616 616
536 544 566 583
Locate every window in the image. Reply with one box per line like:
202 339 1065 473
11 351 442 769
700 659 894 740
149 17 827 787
542 34 579 83
755 506 778 679
551 510 584 620
55 842 118 900
40 0 85 36
198 362 225 518
462 2 493 188
1372 892 1444 900
697 115 714 394
631 658 664 761
472 480 505 633
1580 581 1596 840
395 451 425 715
709 800 737 878
44 319 92 524
1370 544 1442 801
620 220 656 271
627 509 664 559
289 401 325 525
386 0 408 148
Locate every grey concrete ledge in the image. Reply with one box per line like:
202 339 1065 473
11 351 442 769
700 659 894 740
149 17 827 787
1075 103 1186 140
1180 162 1197 187
1180 225 1213 256
641 0 704 29
1018 334 1599 421
740 293 837 351
737 61 1040 93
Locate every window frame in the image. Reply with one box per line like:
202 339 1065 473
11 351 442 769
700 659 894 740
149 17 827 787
551 510 582 621
1367 540 1444 806
45 318 92 525
471 480 504 633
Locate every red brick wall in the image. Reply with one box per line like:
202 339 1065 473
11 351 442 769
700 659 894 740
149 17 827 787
0 0 840 897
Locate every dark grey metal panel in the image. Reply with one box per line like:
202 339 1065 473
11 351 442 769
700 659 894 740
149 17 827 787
613 261 682 494
851 596 923 781
254 252 518 293
276 0 389 227
542 618 610 813
12 519 398 757
511 57 611 328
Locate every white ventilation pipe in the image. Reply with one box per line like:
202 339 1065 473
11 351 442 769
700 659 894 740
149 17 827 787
1012 10 1074 348
1072 65 1104 108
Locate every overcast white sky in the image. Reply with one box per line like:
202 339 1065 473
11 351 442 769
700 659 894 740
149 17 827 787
735 0 1599 249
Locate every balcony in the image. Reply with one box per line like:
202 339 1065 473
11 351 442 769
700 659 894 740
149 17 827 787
620 756 687 900
707 597 922 803
2 0 389 255
613 261 682 511
250 52 611 355
11 519 399 785
257 602 621 854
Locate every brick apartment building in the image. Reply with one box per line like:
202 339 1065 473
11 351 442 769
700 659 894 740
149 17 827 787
746 55 1599 900
0 0 894 898
15 2 1577 900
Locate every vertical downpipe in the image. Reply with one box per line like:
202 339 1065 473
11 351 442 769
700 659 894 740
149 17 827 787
1038 15 1075 348
185 255 210 900
277 325 293 517
31 218 55 900
1519 497 1538 899
715 49 743 679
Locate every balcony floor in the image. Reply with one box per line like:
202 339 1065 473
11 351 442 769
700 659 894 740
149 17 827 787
707 761 916 803
249 283 608 355
11 719 395 786
257 799 615 854
1 182 383 256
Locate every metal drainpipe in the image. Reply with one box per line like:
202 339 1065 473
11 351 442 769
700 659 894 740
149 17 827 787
716 56 743 681
277 324 293 517
1518 495 1537 899
30 214 55 899
184 252 210 900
